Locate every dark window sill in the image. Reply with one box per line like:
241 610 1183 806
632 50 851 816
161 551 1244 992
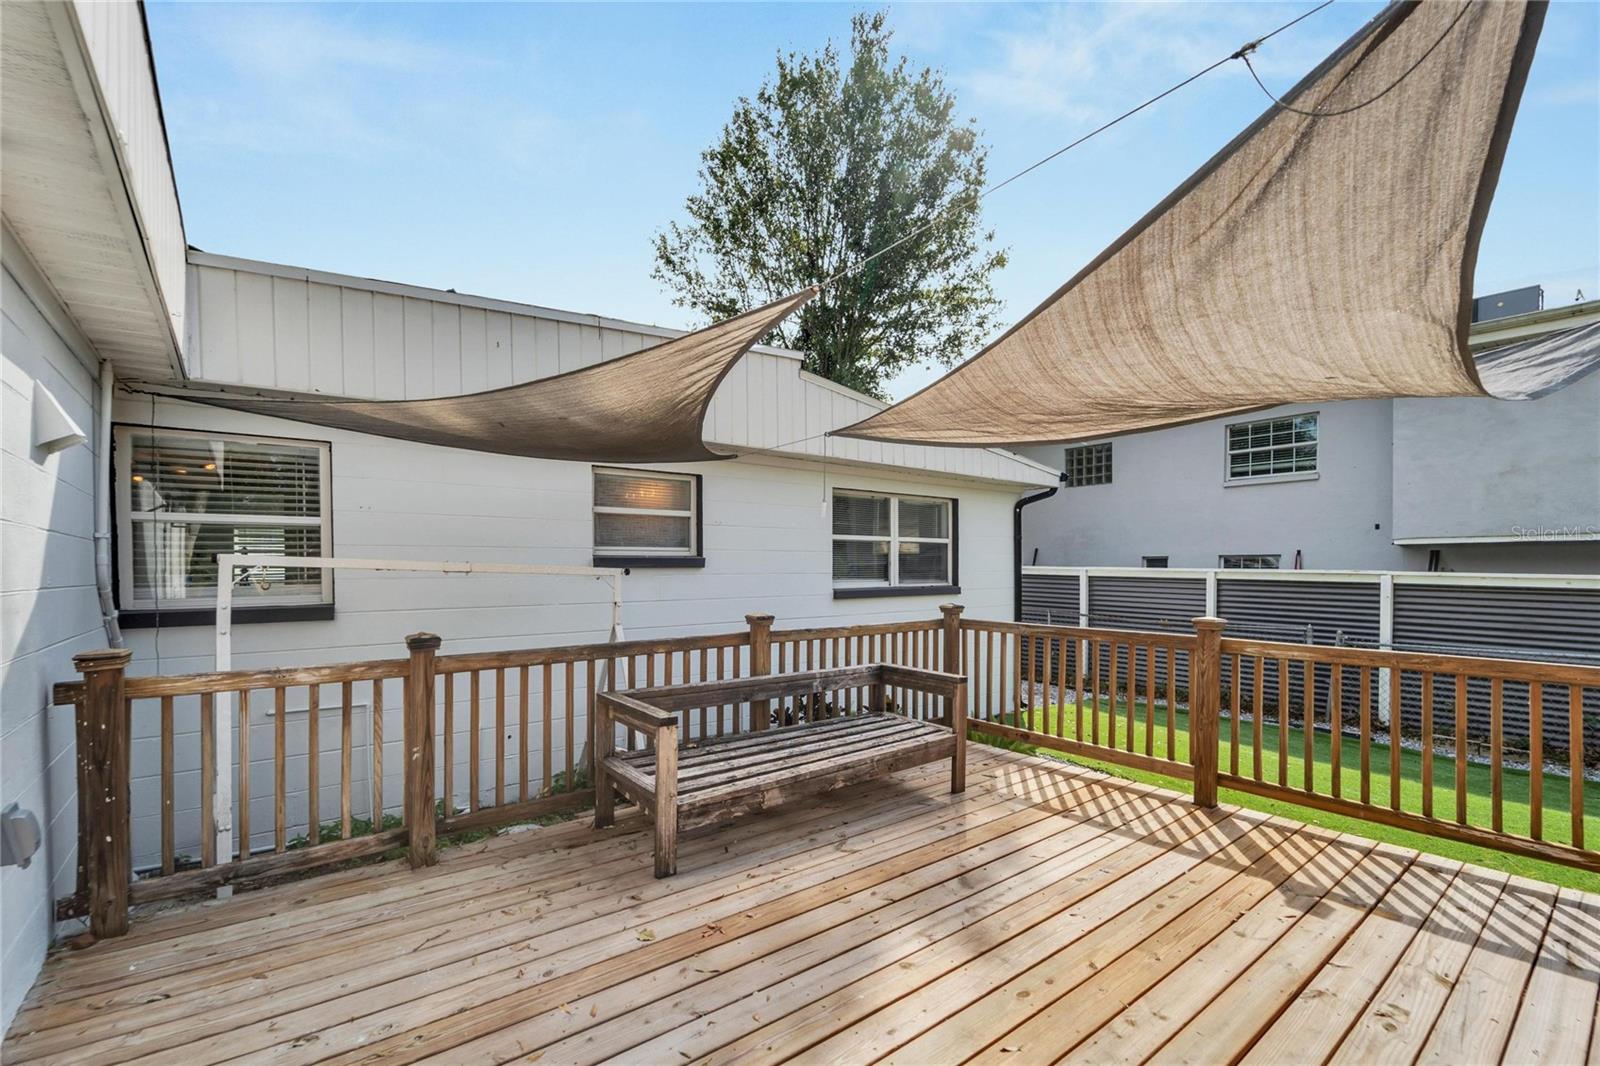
117 604 336 629
592 555 706 570
833 584 961 601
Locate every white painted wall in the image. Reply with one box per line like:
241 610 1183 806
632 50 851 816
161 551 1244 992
1 257 105 1032
111 395 1026 869
1022 400 1406 570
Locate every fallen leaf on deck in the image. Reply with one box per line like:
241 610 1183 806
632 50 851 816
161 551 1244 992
637 928 657 941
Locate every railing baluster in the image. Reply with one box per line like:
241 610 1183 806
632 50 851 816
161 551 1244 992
201 691 216 867
1489 676 1502 832
1144 644 1155 757
160 695 174 876
1074 637 1085 741
1360 666 1372 806
495 668 506 807
1529 681 1543 841
1091 639 1102 746
564 659 575 787
1570 686 1584 851
519 665 530 803
1421 672 1434 819
237 690 251 861
274 686 287 852
1329 665 1341 799
1253 658 1265 782
1277 658 1289 788
1457 674 1471 825
1124 643 1136 755
1388 668 1401 811
341 680 353 838
443 673 455 817
1107 642 1119 750
542 662 554 791
372 679 385 830
307 685 320 845
1229 654 1241 777
1303 659 1315 794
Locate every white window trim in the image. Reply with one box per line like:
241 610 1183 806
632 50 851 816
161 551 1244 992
1223 412 1319 484
592 468 698 556
114 426 334 610
832 490 954 588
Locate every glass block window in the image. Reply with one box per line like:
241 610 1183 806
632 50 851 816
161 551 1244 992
593 468 698 555
1065 442 1113 486
832 491 953 587
1226 414 1318 480
116 428 331 609
1219 554 1282 569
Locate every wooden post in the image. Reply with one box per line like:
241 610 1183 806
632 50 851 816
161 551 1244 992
593 694 616 829
939 603 964 675
653 720 679 877
1190 617 1226 809
74 648 133 939
746 613 774 731
404 633 440 868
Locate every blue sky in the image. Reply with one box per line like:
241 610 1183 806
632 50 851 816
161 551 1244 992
147 1 1600 400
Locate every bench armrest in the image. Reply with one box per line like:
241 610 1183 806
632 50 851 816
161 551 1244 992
598 690 678 733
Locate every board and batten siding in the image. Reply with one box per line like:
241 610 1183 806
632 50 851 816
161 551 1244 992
1 255 106 1032
111 393 1027 872
184 254 1056 489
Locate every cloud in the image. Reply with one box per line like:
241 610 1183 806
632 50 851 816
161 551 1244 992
956 2 1357 122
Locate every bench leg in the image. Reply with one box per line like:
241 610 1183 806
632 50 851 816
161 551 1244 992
654 804 678 878
594 770 615 829
653 720 679 877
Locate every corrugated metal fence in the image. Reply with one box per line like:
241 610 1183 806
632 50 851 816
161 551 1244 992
1023 567 1600 754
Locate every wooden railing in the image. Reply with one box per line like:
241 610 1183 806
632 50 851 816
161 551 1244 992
1214 636 1600 872
55 605 1598 938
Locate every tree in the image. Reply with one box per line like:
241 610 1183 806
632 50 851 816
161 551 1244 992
652 10 1007 399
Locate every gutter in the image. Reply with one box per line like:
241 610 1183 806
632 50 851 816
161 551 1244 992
96 362 123 647
1014 472 1065 621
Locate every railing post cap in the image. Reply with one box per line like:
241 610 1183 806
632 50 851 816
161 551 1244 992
940 603 965 615
1190 616 1228 632
73 648 133 672
406 632 442 651
745 613 774 626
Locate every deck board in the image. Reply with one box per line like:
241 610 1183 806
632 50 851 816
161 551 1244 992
5 746 1595 1065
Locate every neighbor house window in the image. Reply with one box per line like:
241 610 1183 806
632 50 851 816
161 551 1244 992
593 468 699 557
115 427 332 611
1065 442 1112 486
1225 413 1317 480
833 491 954 588
1143 556 1169 568
1220 554 1281 569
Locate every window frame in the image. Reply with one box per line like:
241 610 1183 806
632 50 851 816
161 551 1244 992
591 467 703 565
1142 556 1169 568
113 425 334 614
1219 554 1282 570
1223 412 1319 484
831 489 958 595
1064 442 1113 487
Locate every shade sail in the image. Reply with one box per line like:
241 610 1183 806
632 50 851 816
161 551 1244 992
131 288 817 463
836 1 1547 447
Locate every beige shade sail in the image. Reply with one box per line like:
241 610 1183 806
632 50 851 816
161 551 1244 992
130 288 817 463
836 1 1547 448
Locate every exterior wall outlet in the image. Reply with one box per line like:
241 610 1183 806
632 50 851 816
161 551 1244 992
0 804 42 869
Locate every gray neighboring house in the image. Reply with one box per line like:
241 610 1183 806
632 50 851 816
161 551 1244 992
1021 290 1600 575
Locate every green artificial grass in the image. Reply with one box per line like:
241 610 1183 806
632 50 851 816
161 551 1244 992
981 700 1600 892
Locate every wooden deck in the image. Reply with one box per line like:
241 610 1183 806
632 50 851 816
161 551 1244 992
7 746 1599 1065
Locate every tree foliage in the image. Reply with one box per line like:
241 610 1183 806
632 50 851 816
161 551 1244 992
652 11 1007 399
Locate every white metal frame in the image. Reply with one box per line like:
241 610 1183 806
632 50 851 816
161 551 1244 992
209 553 626 867
831 489 953 589
115 425 334 610
592 467 698 556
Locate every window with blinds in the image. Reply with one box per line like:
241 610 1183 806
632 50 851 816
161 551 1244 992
115 428 332 610
832 491 954 588
593 468 698 556
1225 413 1318 480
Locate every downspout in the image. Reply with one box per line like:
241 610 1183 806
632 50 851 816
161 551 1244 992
1013 473 1065 621
95 361 123 647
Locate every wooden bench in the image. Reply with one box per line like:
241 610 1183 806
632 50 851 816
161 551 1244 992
593 663 968 876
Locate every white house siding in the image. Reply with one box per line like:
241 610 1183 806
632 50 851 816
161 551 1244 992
110 394 1027 871
1 257 106 1032
184 254 1057 490
1021 400 1405 571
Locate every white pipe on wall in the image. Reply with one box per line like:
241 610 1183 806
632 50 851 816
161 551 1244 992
94 361 123 648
